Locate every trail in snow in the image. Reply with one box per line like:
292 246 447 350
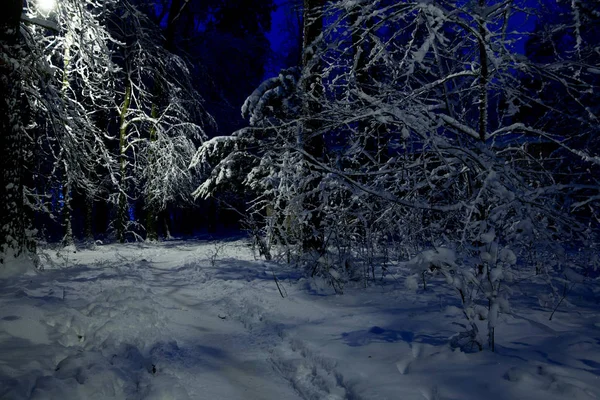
0 240 353 400
0 239 599 400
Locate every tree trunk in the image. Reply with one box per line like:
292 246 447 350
300 0 326 253
477 0 489 142
117 81 132 243
0 0 20 42
61 32 74 246
0 4 36 263
349 4 386 163
62 176 74 246
143 0 190 241
165 0 190 52
145 102 159 241
84 193 94 244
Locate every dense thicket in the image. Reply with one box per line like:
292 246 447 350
194 0 600 350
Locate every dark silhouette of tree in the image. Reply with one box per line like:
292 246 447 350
0 0 33 262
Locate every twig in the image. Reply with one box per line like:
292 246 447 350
549 281 575 321
272 270 287 298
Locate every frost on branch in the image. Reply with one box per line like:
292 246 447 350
241 67 301 126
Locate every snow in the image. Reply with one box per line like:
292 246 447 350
1 239 599 400
404 248 457 272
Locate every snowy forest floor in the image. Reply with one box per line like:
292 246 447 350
0 239 599 400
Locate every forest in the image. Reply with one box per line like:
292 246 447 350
0 0 599 399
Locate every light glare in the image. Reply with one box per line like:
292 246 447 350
37 0 57 13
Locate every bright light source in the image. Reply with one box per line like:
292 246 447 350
37 0 57 14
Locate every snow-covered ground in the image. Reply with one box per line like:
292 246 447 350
1 239 599 400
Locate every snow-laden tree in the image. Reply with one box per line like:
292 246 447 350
0 0 36 263
311 0 600 350
1 0 122 260
191 67 303 259
107 0 209 242
0 0 210 266
37 0 121 246
194 0 599 348
191 0 330 259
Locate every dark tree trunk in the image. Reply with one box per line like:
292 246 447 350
165 0 190 52
349 5 386 163
477 0 489 142
1 4 36 262
143 0 191 241
300 0 326 253
0 0 20 42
